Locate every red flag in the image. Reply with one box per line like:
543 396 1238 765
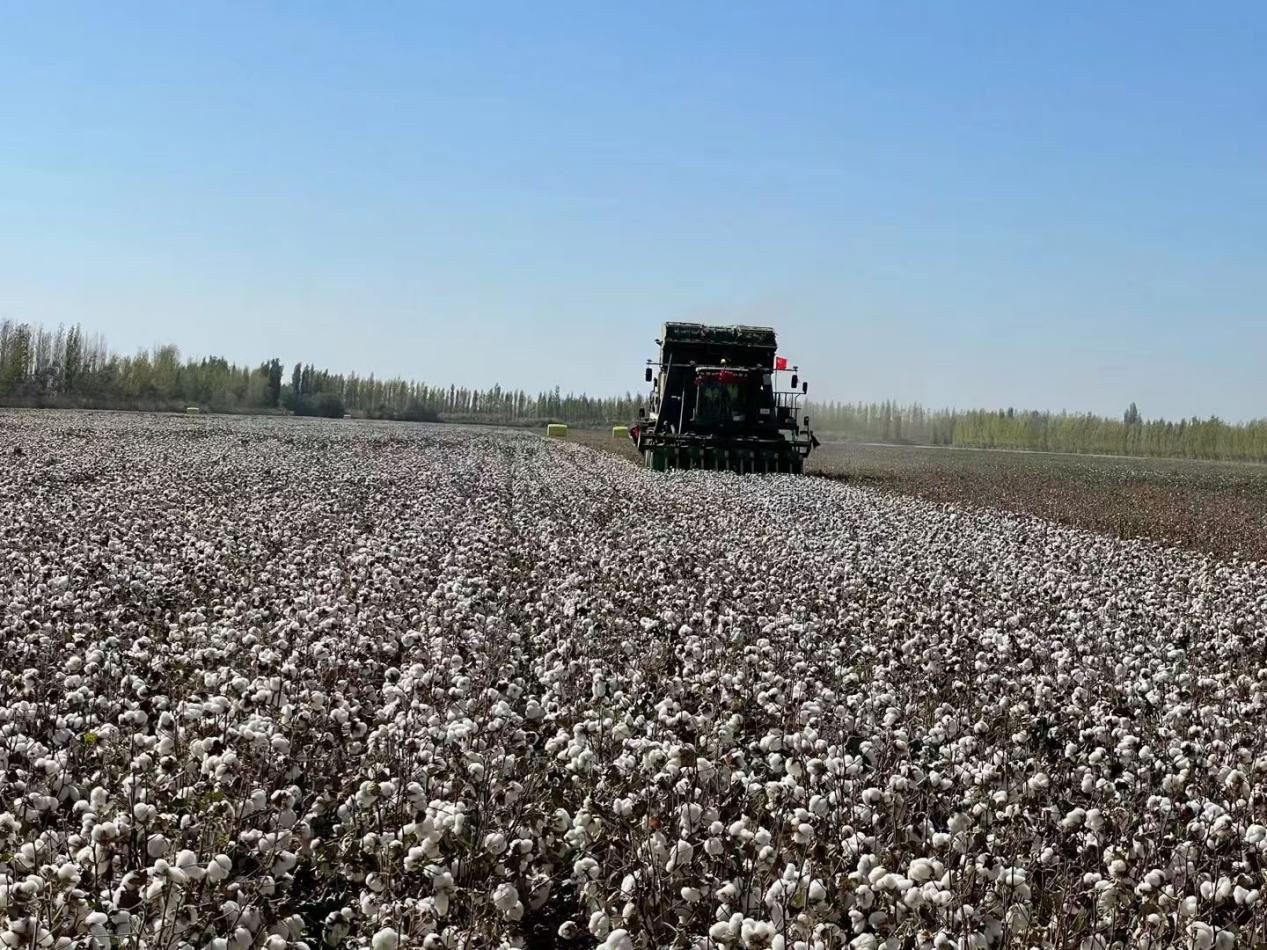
775 356 788 371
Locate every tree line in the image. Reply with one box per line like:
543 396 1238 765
2 318 1264 461
0 319 639 425
808 400 1267 463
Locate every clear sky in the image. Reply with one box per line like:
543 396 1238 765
2 3 1264 419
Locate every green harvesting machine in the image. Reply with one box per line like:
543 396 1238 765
629 322 818 473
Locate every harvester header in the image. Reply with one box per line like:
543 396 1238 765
630 321 818 473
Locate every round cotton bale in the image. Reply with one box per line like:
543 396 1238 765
546 424 568 438
611 425 629 439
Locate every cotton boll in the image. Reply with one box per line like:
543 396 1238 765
600 930 633 950
588 910 610 939
1187 922 1215 950
710 920 735 942
908 859 934 883
483 832 507 855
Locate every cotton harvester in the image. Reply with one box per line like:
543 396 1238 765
630 322 818 472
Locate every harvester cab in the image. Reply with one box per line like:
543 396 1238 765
631 322 818 472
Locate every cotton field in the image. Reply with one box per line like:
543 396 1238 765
4 412 1267 950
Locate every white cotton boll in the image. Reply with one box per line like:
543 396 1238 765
681 886 701 903
493 883 519 912
206 854 232 883
908 859 934 884
589 910 610 939
371 928 398 950
484 832 507 855
1026 772 1049 793
710 921 734 942
742 920 775 944
601 930 633 950
1246 824 1267 845
1187 922 1215 950
665 839 693 872
1085 808 1104 831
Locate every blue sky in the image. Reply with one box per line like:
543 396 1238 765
2 3 1264 419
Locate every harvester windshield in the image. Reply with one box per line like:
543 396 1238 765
694 370 755 428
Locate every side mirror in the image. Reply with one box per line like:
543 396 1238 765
638 407 646 419
790 374 798 389
802 381 808 395
804 416 810 428
645 367 653 383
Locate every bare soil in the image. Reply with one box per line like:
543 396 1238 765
809 442 1267 562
